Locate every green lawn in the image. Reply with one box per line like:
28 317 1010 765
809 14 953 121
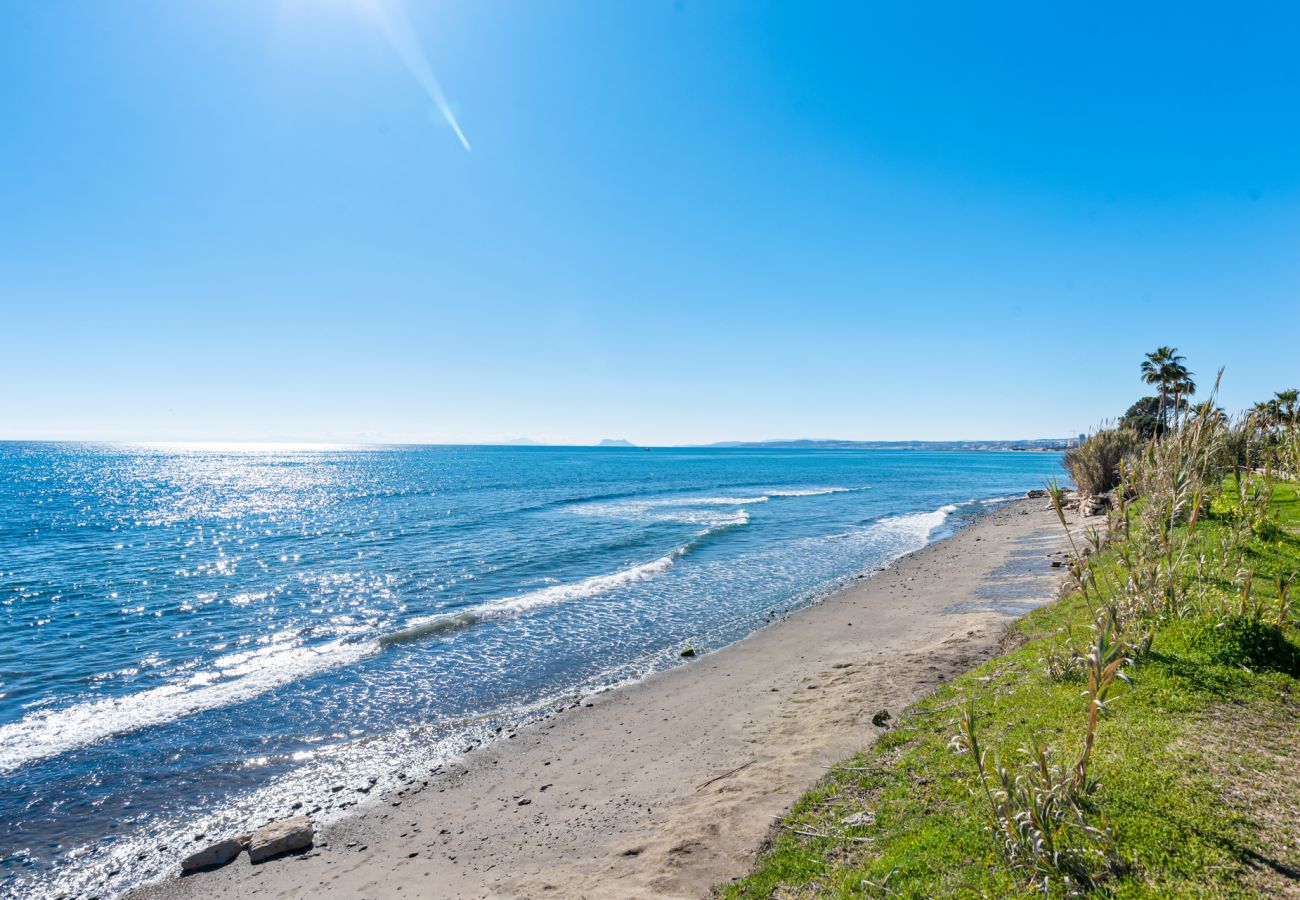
723 481 1300 898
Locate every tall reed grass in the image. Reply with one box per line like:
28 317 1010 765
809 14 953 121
1062 427 1139 497
953 369 1300 892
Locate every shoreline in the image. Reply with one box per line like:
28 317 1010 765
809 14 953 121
132 496 1087 900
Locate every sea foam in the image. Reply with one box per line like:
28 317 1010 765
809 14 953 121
0 638 377 774
0 524 748 771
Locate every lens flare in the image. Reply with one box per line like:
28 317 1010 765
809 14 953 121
358 0 471 151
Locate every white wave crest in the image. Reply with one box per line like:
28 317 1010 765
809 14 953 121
569 488 850 525
877 502 961 546
381 550 682 646
980 494 1023 505
0 638 377 775
0 505 760 773
381 509 751 646
573 498 757 526
767 487 852 497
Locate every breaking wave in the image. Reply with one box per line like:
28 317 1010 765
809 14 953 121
767 487 853 497
0 638 377 775
0 512 758 773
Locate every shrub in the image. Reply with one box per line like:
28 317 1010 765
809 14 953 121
1063 428 1141 496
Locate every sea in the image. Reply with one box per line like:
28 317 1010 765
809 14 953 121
0 442 1064 897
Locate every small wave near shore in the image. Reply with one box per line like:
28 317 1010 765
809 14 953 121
0 492 1009 776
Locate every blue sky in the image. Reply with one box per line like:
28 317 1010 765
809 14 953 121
2 1 1298 444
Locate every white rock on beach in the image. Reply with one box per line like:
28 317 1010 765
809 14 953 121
247 816 314 863
1080 496 1107 516
180 838 242 873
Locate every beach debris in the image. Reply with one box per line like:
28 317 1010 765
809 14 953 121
247 816 314 863
1025 489 1048 498
694 758 756 792
680 646 696 657
872 709 892 728
841 810 876 828
180 838 243 873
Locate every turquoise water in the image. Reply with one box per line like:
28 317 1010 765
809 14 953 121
0 443 1063 897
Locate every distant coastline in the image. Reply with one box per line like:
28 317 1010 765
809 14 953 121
498 438 1078 451
695 438 1077 451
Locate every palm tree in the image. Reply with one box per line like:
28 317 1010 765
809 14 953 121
1141 347 1195 431
1253 399 1281 427
1276 389 1299 427
1190 399 1226 428
1170 376 1197 425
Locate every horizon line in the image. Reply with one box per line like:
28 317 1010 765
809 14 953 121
0 436 1079 449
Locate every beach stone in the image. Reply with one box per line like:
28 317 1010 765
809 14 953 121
1080 496 1107 516
1025 489 1048 498
181 838 242 873
247 816 313 863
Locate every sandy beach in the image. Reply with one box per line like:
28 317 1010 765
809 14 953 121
133 497 1085 900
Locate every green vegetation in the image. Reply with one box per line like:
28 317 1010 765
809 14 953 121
724 357 1300 898
1253 389 1299 429
1119 396 1163 439
1062 427 1139 496
1140 346 1195 433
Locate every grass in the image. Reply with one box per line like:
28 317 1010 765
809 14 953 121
722 480 1300 898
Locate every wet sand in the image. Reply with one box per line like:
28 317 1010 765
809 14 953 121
135 497 1086 899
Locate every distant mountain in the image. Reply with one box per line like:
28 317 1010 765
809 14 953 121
499 437 542 446
596 438 638 447
699 438 1076 451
